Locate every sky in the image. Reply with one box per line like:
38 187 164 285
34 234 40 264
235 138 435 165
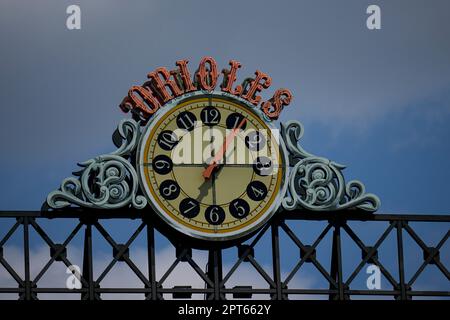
0 0 449 299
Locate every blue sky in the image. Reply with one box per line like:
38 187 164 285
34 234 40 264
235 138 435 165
0 0 449 299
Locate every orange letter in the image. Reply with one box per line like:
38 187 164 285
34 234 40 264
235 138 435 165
120 86 161 119
241 70 272 105
196 56 218 91
221 60 241 94
175 59 197 92
147 67 183 103
261 88 292 120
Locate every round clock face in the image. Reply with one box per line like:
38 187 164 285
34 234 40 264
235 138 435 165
137 93 287 241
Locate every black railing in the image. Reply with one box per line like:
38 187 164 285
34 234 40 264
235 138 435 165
0 210 449 300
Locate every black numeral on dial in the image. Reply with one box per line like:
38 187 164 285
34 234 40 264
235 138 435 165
152 155 173 175
246 181 268 201
205 205 225 225
159 180 180 200
253 156 273 176
177 111 197 131
226 112 247 130
229 198 250 219
201 106 221 126
179 198 200 218
157 130 178 151
245 131 266 151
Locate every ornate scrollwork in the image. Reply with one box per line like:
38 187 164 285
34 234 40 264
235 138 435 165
281 120 380 212
46 119 147 210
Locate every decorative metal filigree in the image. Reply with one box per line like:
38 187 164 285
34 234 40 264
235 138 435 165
46 119 147 210
281 120 380 212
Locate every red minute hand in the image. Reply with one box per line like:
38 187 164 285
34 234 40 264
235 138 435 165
202 118 247 180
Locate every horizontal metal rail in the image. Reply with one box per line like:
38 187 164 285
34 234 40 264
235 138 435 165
0 209 448 300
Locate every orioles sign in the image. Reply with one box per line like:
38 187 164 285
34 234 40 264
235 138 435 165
119 57 293 122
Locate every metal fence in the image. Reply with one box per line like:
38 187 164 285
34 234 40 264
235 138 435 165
0 209 449 300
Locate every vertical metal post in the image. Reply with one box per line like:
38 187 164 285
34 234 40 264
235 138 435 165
82 223 95 300
271 223 283 300
146 222 158 300
396 221 407 300
329 220 345 300
207 248 223 300
22 217 32 300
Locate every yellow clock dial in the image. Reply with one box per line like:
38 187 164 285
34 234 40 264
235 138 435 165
137 93 287 241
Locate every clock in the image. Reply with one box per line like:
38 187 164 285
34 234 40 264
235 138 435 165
137 92 288 241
